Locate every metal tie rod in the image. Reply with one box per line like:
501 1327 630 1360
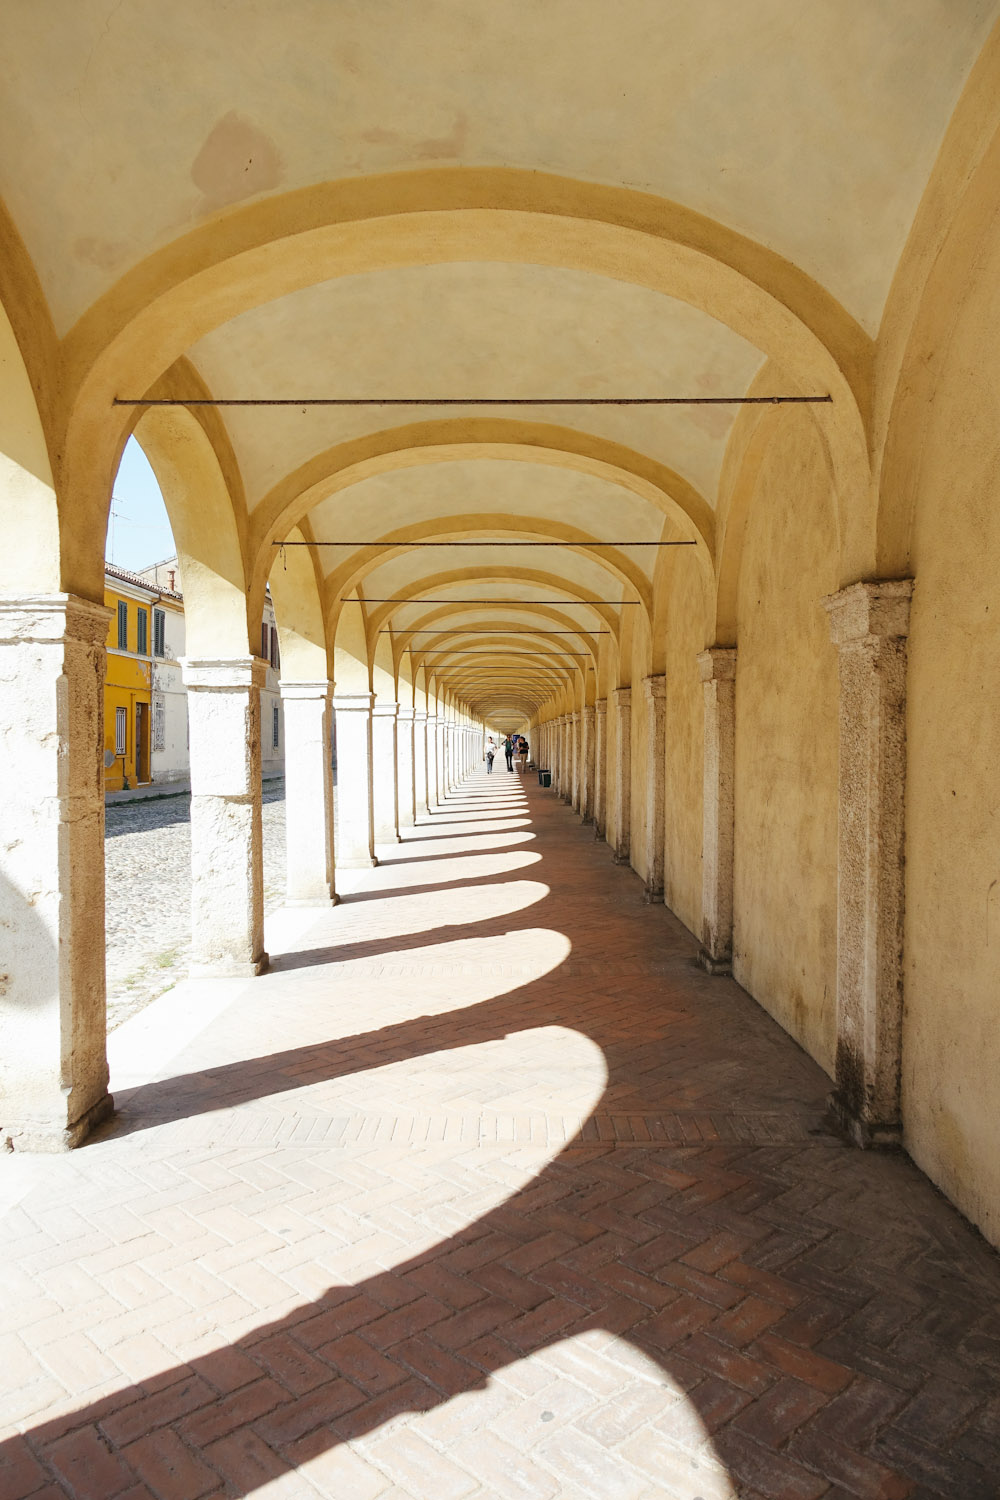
281 540 695 547
351 598 639 604
116 395 832 408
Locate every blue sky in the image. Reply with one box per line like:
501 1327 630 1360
105 437 176 571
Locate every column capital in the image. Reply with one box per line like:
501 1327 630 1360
182 656 267 691
397 705 415 722
823 579 913 647
582 703 595 721
595 697 608 717
697 648 737 683
643 673 667 700
414 709 428 722
279 679 333 702
372 700 399 719
332 692 375 713
0 592 112 646
612 686 631 709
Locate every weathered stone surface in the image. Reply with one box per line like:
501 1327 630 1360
698 648 737 974
823 580 913 1148
0 595 113 1150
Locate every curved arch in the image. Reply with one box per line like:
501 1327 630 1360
58 168 872 599
267 524 329 681
246 420 715 604
132 405 250 657
358 570 628 641
321 514 653 626
875 38 1000 574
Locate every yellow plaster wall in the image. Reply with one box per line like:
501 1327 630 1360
900 214 1000 1248
103 586 151 790
732 410 839 1075
663 556 709 936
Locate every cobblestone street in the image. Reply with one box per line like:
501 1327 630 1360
104 783 287 1032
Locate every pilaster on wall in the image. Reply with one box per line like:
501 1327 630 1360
280 680 337 906
611 687 632 865
643 675 667 902
0 595 114 1150
697 649 737 972
184 656 268 977
593 699 608 838
823 580 914 1148
371 702 401 845
333 693 377 868
565 713 579 806
581 705 596 823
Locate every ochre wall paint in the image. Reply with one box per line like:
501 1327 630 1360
732 410 840 1076
901 210 1000 1247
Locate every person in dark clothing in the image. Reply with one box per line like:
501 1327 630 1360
503 735 515 771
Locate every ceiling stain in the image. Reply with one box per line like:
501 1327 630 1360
191 111 284 214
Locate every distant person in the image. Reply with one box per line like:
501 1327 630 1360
503 735 515 772
485 737 496 773
518 737 529 772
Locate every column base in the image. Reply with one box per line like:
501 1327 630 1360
374 833 402 844
612 850 630 866
643 883 664 905
4 1091 115 1153
189 953 269 979
337 856 379 868
285 895 340 908
826 1091 903 1150
581 814 594 825
697 948 732 976
593 823 605 841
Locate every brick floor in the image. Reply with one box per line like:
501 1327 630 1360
2 771 1000 1498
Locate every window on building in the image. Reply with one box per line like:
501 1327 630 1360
153 608 165 657
273 703 280 749
117 599 128 650
136 607 148 656
115 705 127 756
270 625 279 669
261 622 269 659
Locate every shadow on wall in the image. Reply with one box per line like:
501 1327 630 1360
2 782 994 1497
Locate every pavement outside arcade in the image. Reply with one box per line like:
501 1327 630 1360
2 771 1000 1499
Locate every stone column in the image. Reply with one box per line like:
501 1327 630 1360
280 680 337 906
371 701 400 845
397 707 416 828
436 717 447 802
333 693 377 868
425 715 438 811
0 595 113 1150
414 711 428 815
593 699 607 838
184 657 268 975
581 705 596 823
643 675 667 902
611 687 632 864
823 580 913 1148
697 649 737 972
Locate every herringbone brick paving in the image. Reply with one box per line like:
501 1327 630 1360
2 772 999 1498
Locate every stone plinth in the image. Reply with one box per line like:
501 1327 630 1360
372 702 401 844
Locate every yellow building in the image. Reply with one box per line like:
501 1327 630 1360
103 566 171 791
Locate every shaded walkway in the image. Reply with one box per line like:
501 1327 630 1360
2 773 999 1499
